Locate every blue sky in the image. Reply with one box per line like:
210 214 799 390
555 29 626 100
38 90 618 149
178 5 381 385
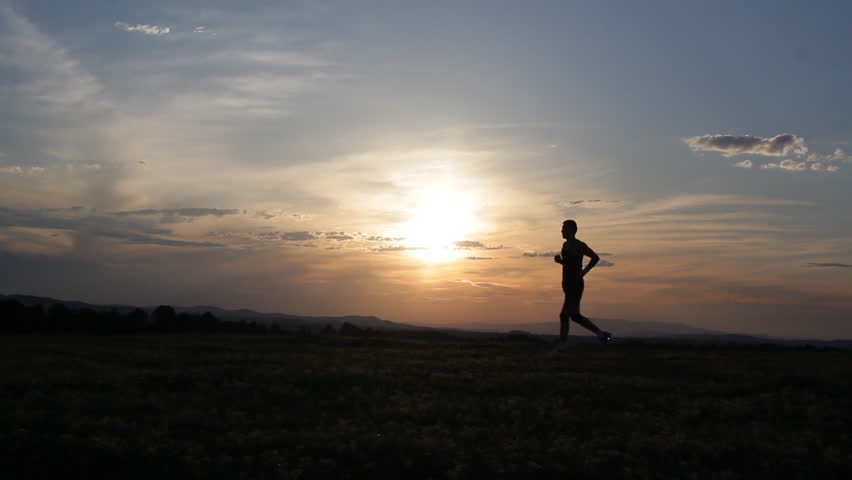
1 0 851 337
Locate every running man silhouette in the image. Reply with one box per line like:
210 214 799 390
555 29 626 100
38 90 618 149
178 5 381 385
553 219 611 352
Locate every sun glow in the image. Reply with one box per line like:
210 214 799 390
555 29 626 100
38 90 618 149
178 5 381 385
400 185 480 263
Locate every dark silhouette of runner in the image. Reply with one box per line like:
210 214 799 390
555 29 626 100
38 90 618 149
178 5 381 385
553 219 611 352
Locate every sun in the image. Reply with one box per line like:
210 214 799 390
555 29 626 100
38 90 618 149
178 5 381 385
399 185 479 263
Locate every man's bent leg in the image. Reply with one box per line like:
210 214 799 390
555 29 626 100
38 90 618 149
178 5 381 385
567 278 600 333
570 313 601 334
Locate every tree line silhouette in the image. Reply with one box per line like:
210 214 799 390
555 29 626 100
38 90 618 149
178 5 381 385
0 299 398 336
0 300 277 334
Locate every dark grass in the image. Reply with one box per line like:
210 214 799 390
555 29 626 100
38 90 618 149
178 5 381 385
2 334 851 479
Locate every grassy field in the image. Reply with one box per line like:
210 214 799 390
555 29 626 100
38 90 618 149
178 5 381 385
2 334 851 479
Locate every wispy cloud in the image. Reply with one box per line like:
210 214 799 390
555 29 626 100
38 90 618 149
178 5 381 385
254 209 312 221
114 22 170 36
684 134 807 157
370 245 422 252
808 148 852 164
0 6 140 211
761 159 808 171
523 251 559 257
734 159 753 169
97 232 221 247
111 208 241 217
281 231 316 241
806 262 852 268
454 240 504 250
111 208 242 223
0 166 45 175
465 256 493 260
451 279 516 289
0 207 223 250
324 232 354 241
557 199 621 209
365 235 405 242
2 7 107 113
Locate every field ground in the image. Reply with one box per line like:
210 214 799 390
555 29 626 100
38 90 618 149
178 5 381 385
2 334 851 478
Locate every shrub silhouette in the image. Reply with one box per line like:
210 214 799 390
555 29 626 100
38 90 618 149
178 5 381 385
338 322 363 336
151 305 177 331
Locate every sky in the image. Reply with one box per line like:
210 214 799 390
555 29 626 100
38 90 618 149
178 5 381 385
1 0 851 338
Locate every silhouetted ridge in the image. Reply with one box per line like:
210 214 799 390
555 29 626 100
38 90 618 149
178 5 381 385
3 294 851 347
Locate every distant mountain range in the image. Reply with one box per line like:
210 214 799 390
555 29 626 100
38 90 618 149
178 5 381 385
3 293 851 348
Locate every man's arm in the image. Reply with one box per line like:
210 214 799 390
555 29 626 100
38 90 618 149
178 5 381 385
554 254 563 265
581 244 599 277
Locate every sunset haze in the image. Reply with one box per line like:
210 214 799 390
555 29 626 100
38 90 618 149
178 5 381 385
2 0 851 338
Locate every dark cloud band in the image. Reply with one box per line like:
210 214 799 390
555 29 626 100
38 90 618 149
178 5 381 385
112 208 241 217
684 134 807 157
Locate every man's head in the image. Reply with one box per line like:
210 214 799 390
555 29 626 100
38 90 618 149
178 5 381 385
561 219 577 239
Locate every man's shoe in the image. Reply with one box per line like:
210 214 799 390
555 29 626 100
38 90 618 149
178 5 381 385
597 331 612 344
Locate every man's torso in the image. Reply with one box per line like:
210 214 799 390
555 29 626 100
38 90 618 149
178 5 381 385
561 238 586 284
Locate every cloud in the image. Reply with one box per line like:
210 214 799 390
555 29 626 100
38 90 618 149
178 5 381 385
192 26 210 34
684 134 807 157
557 199 621 209
0 207 222 249
802 149 849 172
281 231 316 241
808 148 852 164
114 22 170 36
597 259 615 267
365 235 405 242
255 210 277 220
325 233 354 241
761 159 807 171
451 279 516 290
454 240 504 250
806 263 852 268
252 231 281 240
369 245 422 252
465 256 493 260
111 208 242 221
97 232 222 247
1 6 139 209
455 240 484 249
2 7 107 112
254 209 312 221
734 159 753 169
0 226 74 256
